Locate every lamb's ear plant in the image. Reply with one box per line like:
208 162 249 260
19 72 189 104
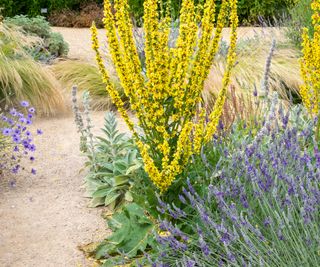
85 112 142 209
72 86 142 210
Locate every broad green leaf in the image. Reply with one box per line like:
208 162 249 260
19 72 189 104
104 192 121 207
113 175 130 186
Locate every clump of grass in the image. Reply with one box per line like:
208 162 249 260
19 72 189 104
204 37 302 110
0 23 66 116
52 60 124 110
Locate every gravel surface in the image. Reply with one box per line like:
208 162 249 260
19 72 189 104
52 26 285 62
0 112 129 267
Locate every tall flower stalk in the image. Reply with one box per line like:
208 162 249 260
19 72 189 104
300 0 320 142
91 0 238 193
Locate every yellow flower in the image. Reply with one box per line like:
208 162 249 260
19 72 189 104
91 0 238 193
300 0 320 116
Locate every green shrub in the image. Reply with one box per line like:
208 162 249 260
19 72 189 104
286 0 313 47
0 0 297 26
4 15 69 61
46 32 69 56
5 15 51 37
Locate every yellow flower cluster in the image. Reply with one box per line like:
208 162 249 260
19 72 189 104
91 0 238 193
300 0 320 115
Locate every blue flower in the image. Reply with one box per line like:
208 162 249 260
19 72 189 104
19 117 27 124
12 135 21 144
28 107 35 113
10 108 17 116
20 101 29 107
2 128 12 136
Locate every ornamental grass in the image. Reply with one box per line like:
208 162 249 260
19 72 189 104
0 23 65 116
52 60 123 110
91 0 238 193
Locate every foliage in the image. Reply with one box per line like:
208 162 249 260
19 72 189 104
0 23 66 116
0 0 295 25
85 112 142 209
72 88 142 210
0 0 101 17
82 203 157 266
286 0 313 47
53 60 123 110
48 2 104 28
4 15 69 61
154 94 320 266
0 101 42 183
91 0 238 193
300 0 320 141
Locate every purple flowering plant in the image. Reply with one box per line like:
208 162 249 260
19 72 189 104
0 101 42 182
153 94 320 266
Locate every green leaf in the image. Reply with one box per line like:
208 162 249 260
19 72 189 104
126 162 142 175
104 192 121 207
113 175 130 186
92 186 115 198
124 191 133 202
89 197 105 208
94 203 156 260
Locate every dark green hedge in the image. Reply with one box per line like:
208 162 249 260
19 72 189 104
0 0 100 17
0 0 297 25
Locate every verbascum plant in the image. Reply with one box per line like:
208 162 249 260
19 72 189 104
300 0 320 140
91 0 238 193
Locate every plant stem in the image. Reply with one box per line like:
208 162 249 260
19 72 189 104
316 113 320 147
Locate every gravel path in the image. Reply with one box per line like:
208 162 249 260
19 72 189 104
52 26 285 62
0 112 129 267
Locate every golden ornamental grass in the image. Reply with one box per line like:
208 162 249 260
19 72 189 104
52 60 123 111
0 23 65 116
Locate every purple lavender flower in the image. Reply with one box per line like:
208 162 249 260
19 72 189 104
155 104 320 266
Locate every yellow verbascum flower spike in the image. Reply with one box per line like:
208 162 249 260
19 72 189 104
91 0 238 193
301 0 320 116
300 0 320 142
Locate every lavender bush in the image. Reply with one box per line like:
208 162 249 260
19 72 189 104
154 95 320 266
0 101 42 184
